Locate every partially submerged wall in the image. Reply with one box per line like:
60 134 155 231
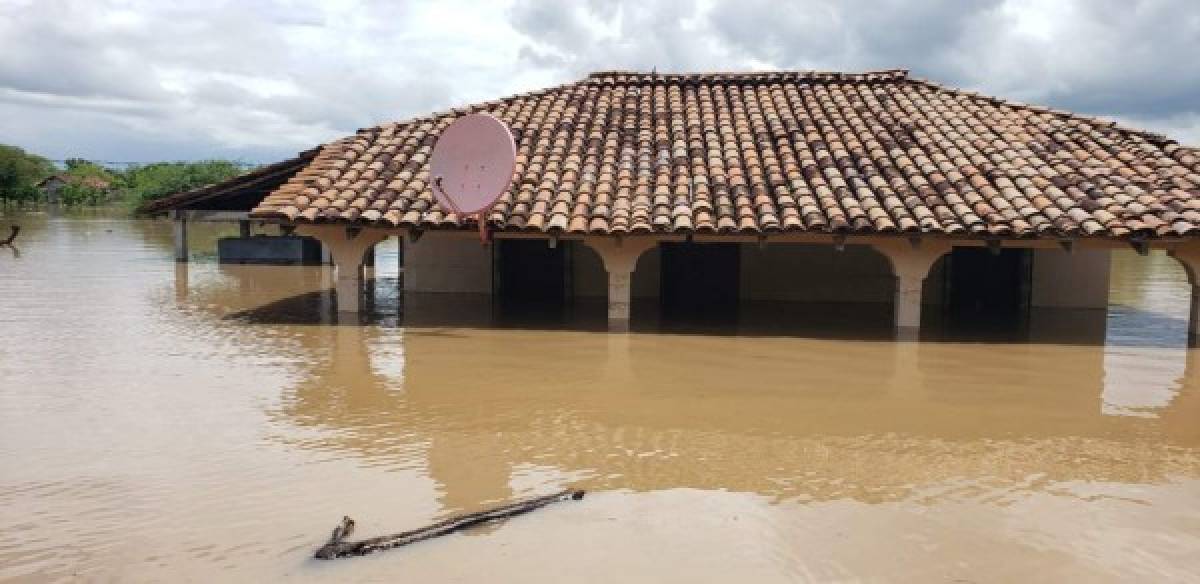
400 237 1113 311
1031 249 1111 309
403 237 493 294
740 243 894 303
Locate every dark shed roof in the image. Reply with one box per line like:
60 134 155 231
137 148 319 214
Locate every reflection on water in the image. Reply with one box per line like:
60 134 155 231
1 209 1199 582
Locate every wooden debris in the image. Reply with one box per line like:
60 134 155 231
0 226 18 246
315 489 585 560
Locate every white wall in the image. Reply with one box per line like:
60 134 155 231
403 236 493 294
740 243 895 303
1031 249 1111 309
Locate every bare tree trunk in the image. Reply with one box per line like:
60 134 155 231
0 226 18 246
315 489 585 560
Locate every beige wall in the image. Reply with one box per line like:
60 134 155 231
403 236 493 294
740 243 895 303
1031 249 1111 309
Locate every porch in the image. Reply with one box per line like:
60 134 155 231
294 225 1200 343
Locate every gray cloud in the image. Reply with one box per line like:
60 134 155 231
0 0 1197 164
510 0 738 74
508 0 1200 143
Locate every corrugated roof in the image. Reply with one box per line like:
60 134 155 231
247 70 1200 239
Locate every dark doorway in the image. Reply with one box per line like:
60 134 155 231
496 239 567 308
945 247 1032 317
660 242 741 320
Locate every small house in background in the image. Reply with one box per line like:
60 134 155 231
36 174 112 204
36 175 67 203
142 69 1200 340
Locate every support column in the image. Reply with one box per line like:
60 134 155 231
174 262 189 302
872 240 952 338
1168 245 1200 343
583 237 659 332
238 219 251 238
297 225 389 313
171 210 188 262
396 236 404 291
895 273 924 331
362 246 376 280
1192 286 1200 343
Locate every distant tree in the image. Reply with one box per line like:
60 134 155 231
0 144 56 205
64 158 91 171
120 160 247 207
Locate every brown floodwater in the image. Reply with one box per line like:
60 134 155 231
1 208 1199 582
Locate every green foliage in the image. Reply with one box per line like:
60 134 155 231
64 158 93 171
120 160 246 207
0 143 250 208
0 144 56 204
58 160 117 206
58 181 109 206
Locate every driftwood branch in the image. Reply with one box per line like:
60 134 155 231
0 226 18 246
315 489 585 560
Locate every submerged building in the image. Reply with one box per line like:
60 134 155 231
141 70 1200 339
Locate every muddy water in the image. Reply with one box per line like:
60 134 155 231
1 209 1199 582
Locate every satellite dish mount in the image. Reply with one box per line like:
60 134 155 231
429 113 516 245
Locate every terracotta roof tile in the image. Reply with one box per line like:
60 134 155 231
248 69 1200 239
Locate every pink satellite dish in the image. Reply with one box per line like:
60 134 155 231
430 113 516 243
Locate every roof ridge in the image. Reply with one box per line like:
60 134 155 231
343 77 590 140
584 69 910 85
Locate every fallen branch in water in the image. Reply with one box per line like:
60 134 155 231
0 226 17 246
314 489 585 560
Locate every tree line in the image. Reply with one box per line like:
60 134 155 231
0 143 250 208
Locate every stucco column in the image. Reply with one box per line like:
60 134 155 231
608 270 634 328
297 225 389 313
872 239 952 337
1168 245 1200 343
584 237 659 332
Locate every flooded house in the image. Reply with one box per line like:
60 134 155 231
140 70 1200 339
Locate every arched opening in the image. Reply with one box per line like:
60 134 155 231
911 246 1035 337
571 241 660 327
739 242 896 332
1165 249 1200 344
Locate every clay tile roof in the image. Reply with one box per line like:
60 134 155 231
247 69 1200 239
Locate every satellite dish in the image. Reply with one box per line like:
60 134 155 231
430 113 516 243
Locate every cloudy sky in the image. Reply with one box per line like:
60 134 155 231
1 0 1198 164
